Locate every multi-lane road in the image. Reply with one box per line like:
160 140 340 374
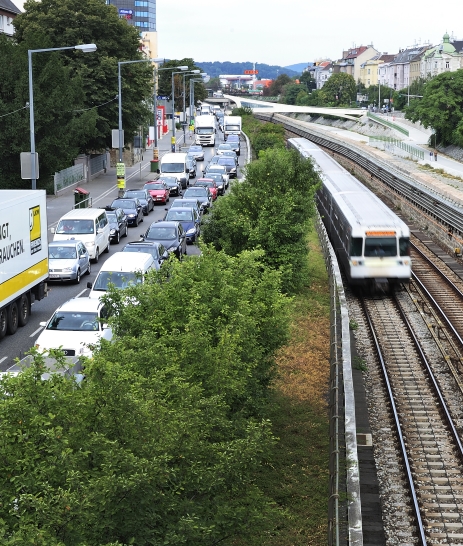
0 119 246 369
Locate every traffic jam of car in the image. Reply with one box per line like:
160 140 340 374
29 105 244 361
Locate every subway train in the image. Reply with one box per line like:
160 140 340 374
288 137 411 290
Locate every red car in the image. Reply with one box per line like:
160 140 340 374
143 181 170 205
194 178 218 201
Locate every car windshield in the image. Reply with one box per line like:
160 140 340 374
106 212 117 221
56 219 94 234
196 128 214 135
147 227 177 240
207 174 222 184
197 181 214 189
123 245 159 259
189 146 202 152
218 158 234 166
161 163 184 173
47 311 100 331
145 183 165 191
185 188 207 197
92 271 141 291
125 192 145 199
166 210 193 221
113 199 136 209
173 200 199 210
218 145 231 151
49 246 77 259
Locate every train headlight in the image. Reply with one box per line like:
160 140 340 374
351 260 363 266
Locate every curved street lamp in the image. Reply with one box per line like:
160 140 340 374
28 43 97 189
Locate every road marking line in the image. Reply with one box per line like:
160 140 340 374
0 356 7 364
77 289 87 297
30 326 43 337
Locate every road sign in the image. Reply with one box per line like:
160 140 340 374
116 162 125 177
157 95 169 100
20 152 39 180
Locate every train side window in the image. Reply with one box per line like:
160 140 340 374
350 238 363 256
399 237 410 256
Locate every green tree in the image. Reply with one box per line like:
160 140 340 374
263 73 292 97
0 34 97 190
281 83 304 105
406 71 463 146
202 147 320 293
319 73 356 106
13 0 153 153
299 70 317 91
392 76 428 110
157 58 207 112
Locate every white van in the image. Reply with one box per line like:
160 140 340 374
159 152 189 189
87 251 155 299
53 209 110 263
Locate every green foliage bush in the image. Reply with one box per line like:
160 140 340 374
202 146 320 293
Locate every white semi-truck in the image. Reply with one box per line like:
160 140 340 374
223 115 242 139
0 190 48 340
194 114 216 147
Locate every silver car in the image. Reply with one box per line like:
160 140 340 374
48 240 91 284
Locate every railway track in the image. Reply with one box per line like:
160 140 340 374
363 294 463 544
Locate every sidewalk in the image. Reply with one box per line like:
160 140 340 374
46 128 194 227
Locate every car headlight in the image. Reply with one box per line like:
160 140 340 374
186 228 196 235
110 229 116 235
85 242 95 248
167 247 176 252
128 214 135 218
218 185 224 190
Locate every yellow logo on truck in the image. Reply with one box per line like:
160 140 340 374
29 205 42 255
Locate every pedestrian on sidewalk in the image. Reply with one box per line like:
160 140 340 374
434 150 438 162
429 151 433 162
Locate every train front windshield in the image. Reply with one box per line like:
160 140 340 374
364 237 397 257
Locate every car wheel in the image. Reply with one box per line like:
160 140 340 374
0 307 7 340
104 240 110 253
93 248 99 263
18 294 30 327
86 261 92 276
140 215 144 223
115 231 120 244
75 268 81 285
124 224 128 238
134 217 139 227
7 301 19 335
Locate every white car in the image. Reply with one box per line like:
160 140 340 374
216 143 233 156
35 298 113 358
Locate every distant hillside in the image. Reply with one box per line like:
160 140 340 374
196 62 300 80
284 62 309 73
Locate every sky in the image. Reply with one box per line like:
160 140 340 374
12 0 461 67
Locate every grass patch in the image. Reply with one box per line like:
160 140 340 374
228 222 331 545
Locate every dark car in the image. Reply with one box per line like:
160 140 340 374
203 172 225 195
123 189 154 215
171 198 203 220
204 164 229 189
194 178 218 201
222 150 239 165
121 241 169 270
183 187 212 213
186 156 197 178
164 207 201 244
188 145 205 161
110 198 144 227
141 221 187 259
217 156 237 178
104 207 129 244
158 176 181 197
226 134 240 155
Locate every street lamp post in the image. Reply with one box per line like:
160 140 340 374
189 74 208 121
28 43 97 190
182 71 200 141
171 68 189 152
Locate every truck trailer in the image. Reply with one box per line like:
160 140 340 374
223 115 242 139
0 190 48 340
194 114 216 147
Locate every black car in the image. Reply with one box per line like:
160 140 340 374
123 189 154 215
217 156 237 178
163 207 201 244
171 198 203 219
226 134 240 155
186 156 197 178
121 241 169 270
158 176 181 197
187 145 205 161
104 207 129 244
141 221 187 260
183 187 212 213
110 198 144 227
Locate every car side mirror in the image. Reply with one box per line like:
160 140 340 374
157 169 160 174
87 282 92 289
50 227 56 234
39 321 47 327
